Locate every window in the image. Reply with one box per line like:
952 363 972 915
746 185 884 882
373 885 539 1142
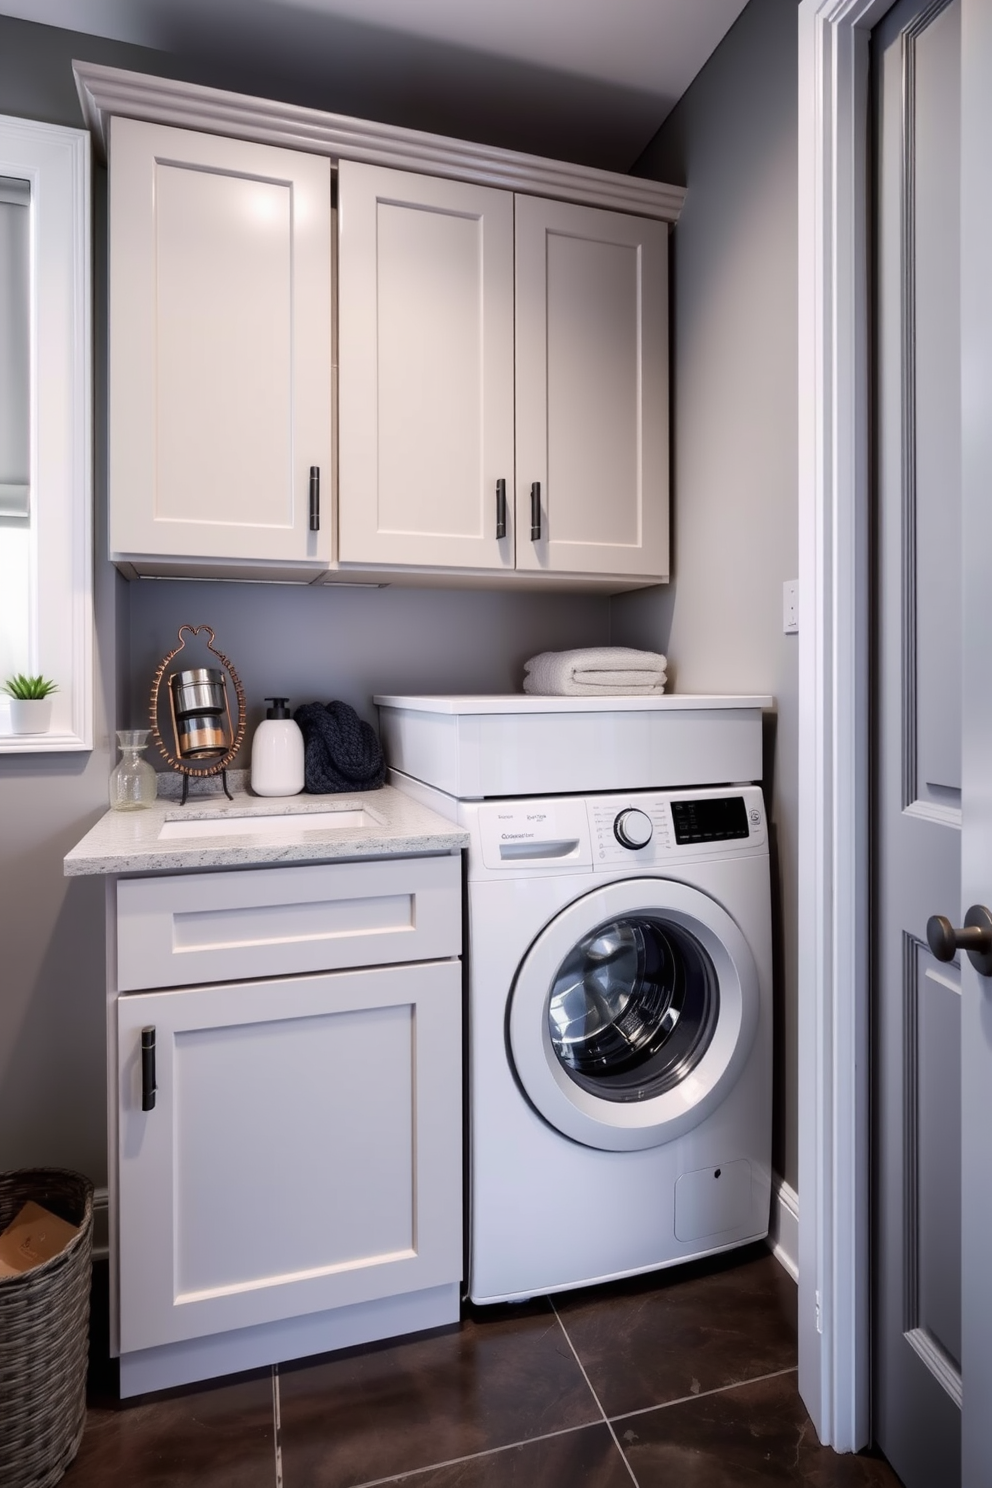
0 114 91 752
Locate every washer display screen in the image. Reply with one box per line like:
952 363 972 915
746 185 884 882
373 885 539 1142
670 796 749 844
547 916 719 1102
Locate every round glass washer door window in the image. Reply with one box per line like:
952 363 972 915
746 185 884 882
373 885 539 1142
507 878 760 1152
548 915 718 1103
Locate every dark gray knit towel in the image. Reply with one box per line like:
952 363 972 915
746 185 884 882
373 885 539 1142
294 701 386 794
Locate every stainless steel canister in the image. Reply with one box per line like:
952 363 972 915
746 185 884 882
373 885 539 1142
175 713 230 760
170 668 227 719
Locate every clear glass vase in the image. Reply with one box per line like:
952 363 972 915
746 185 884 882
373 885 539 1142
110 729 158 810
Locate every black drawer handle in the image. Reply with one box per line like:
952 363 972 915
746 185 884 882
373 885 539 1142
141 1027 157 1112
309 466 320 532
496 479 507 540
530 481 541 542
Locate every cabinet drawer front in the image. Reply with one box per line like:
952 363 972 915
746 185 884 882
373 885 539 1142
116 961 462 1351
117 856 461 990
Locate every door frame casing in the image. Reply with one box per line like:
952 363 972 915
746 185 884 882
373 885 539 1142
797 0 897 1452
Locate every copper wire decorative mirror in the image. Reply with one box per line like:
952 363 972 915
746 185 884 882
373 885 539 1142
149 625 247 804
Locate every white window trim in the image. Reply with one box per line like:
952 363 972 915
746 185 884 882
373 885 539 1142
0 114 92 753
797 0 897 1452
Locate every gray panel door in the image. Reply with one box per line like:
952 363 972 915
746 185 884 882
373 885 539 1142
873 1 962 1482
958 1 992 1478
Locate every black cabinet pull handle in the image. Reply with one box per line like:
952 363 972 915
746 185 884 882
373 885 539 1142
309 466 320 532
530 481 541 542
496 479 507 540
141 1027 157 1112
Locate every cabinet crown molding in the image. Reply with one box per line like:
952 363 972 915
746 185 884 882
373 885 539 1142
72 60 685 224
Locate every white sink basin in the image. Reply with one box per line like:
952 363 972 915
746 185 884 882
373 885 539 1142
158 809 370 841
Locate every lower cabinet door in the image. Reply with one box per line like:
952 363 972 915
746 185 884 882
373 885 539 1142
116 960 462 1354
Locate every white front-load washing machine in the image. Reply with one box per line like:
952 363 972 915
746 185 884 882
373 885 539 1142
394 772 773 1305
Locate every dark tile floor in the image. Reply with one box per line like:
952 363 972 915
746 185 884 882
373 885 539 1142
64 1245 903 1487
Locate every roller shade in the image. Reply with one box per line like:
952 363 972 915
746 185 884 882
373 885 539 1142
0 175 29 520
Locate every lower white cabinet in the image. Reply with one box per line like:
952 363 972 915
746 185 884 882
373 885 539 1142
116 961 461 1354
109 854 464 1394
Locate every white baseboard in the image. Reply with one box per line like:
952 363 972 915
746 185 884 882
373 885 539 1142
768 1176 799 1282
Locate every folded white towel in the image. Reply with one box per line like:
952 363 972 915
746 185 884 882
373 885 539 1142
523 647 668 697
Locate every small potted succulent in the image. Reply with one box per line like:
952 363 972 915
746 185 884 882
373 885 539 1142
3 673 59 734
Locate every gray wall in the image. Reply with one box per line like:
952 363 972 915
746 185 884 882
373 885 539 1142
0 14 611 1186
614 0 800 1188
0 3 801 1200
127 584 608 742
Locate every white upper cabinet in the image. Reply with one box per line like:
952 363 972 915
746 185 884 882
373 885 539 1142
337 163 669 583
337 162 515 571
92 65 682 589
514 195 669 580
109 119 332 575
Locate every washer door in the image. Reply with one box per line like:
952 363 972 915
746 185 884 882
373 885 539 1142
508 878 760 1152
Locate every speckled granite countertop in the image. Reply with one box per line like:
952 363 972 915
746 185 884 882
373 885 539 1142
64 782 467 877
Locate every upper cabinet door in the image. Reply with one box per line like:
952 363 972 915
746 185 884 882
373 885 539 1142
514 195 669 580
337 162 515 571
109 119 332 570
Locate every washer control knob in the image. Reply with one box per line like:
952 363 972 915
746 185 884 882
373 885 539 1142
613 808 653 850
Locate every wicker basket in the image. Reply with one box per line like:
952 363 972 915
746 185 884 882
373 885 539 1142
0 1169 94 1488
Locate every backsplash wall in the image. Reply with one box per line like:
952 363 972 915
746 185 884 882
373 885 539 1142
126 580 612 756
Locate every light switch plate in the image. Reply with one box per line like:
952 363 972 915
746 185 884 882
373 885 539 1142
783 579 799 634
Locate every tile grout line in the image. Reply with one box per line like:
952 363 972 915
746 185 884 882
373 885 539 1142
549 1296 641 1488
266 1340 795 1488
342 1419 617 1488
272 1364 284 1488
272 1331 795 1488
610 1363 799 1424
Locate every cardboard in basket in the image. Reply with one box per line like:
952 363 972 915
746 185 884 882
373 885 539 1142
0 1200 80 1277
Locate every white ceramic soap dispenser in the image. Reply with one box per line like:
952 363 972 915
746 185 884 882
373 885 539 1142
250 698 305 797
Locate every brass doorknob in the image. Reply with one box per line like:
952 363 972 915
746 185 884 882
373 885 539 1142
926 905 992 977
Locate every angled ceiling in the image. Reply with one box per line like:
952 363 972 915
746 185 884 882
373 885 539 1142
0 0 750 170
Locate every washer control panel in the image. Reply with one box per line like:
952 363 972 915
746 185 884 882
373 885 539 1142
474 787 766 871
589 786 765 867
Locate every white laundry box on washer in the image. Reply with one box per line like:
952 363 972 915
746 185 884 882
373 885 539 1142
373 694 772 798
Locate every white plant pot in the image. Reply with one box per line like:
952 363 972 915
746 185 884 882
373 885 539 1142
8 697 54 734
